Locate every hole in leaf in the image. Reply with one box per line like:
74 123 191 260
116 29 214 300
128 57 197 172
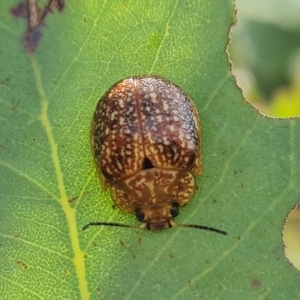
282 202 300 271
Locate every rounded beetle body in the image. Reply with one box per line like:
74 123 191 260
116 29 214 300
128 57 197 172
91 75 202 230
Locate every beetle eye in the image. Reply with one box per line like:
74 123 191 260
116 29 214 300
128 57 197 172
170 203 179 218
135 208 145 222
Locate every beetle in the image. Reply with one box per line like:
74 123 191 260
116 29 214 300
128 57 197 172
83 75 226 235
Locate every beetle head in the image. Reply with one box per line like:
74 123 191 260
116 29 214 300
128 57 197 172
135 202 180 230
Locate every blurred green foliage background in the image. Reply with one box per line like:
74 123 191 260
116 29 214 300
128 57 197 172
230 0 300 117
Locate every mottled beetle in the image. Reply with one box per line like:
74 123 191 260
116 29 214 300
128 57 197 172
83 75 226 235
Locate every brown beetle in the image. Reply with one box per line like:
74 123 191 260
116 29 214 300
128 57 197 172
83 75 226 235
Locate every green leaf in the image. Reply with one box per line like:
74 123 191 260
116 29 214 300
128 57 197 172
0 0 299 299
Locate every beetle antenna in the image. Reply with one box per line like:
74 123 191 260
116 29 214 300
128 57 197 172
171 221 227 235
83 221 227 234
82 222 143 231
179 224 227 235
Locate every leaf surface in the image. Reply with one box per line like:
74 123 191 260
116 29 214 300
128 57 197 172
0 1 299 299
